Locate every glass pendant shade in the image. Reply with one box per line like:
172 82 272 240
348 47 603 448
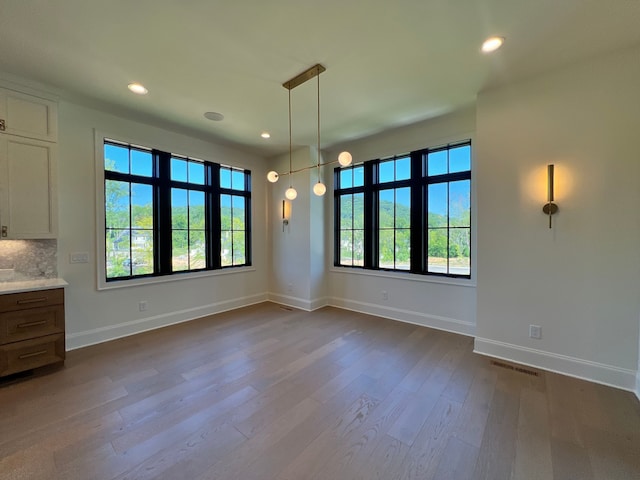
313 182 326 196
285 187 298 200
267 170 279 183
338 151 353 166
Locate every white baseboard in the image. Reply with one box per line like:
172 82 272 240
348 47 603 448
267 293 329 312
474 337 637 393
66 293 268 350
328 297 475 337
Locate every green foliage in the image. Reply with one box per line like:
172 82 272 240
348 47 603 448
378 199 410 266
221 206 246 266
340 192 470 267
428 229 447 258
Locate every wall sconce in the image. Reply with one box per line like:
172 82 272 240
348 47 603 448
542 164 559 228
282 199 291 232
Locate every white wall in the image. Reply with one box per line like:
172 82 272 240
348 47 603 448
324 107 477 336
637 312 640 400
268 146 328 310
475 45 640 390
57 101 269 349
309 147 328 306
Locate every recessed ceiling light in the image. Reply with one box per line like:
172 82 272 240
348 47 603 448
204 111 224 122
127 83 148 95
481 36 505 53
261 132 271 139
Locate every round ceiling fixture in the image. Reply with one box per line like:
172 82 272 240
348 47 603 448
127 83 148 95
261 132 271 139
204 111 224 121
481 36 505 53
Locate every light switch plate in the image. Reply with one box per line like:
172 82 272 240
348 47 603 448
69 252 89 264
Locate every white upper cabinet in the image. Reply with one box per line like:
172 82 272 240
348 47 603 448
0 86 59 239
0 87 58 142
0 136 58 239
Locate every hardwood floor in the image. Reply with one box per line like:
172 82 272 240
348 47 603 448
1 302 638 479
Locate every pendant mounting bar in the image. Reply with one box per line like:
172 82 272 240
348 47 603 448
283 64 326 90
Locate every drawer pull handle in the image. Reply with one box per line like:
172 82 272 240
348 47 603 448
19 350 48 359
16 297 48 305
17 320 48 328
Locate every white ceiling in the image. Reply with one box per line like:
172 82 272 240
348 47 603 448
1 0 639 157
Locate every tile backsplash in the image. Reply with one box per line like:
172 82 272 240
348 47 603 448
0 239 57 281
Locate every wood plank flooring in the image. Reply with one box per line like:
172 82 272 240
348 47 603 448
1 302 638 479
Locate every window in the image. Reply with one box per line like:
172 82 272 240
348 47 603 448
378 156 411 270
334 141 471 278
220 166 250 267
103 140 251 281
170 156 207 272
338 165 365 266
104 143 155 279
425 144 471 276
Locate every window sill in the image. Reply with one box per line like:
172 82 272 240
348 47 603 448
97 266 256 291
329 266 476 288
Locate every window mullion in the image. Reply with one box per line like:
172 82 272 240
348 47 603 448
244 171 252 267
409 151 422 274
364 161 376 269
156 150 172 275
209 164 221 269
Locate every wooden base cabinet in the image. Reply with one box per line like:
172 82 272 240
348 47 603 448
0 287 65 377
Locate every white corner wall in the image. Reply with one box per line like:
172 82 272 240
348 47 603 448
637 313 640 400
324 107 477 336
475 45 640 391
57 101 269 349
268 146 328 310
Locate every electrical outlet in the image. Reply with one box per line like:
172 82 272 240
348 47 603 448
381 290 388 301
69 252 89 264
529 324 542 339
139 301 148 312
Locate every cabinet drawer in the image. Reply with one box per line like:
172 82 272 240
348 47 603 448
0 333 65 377
0 305 64 345
0 288 63 313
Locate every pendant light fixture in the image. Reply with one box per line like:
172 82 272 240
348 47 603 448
267 64 352 199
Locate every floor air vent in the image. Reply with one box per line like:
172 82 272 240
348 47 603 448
490 360 540 377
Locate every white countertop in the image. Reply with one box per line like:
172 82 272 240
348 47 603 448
0 278 68 295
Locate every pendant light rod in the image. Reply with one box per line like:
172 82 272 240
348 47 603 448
317 68 321 174
288 88 293 181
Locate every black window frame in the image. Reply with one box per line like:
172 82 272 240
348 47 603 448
103 139 251 282
334 140 471 279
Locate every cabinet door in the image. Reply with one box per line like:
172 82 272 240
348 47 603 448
0 136 58 239
0 88 58 142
